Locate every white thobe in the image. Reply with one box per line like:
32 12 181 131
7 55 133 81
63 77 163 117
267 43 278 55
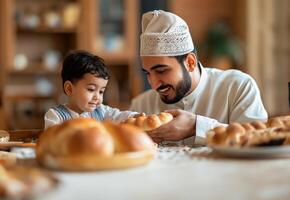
130 64 268 145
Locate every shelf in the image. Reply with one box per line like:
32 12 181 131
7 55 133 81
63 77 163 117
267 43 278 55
10 116 44 130
5 94 55 101
8 62 61 75
97 51 132 65
0 0 141 130
8 68 60 75
4 85 57 100
17 26 77 34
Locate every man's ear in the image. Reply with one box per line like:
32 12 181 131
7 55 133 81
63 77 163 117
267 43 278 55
186 53 197 72
64 81 73 96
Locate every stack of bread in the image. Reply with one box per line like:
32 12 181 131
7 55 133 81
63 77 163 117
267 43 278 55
207 116 290 148
36 118 156 171
123 112 173 131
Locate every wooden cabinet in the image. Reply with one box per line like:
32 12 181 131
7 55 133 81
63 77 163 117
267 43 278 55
0 0 142 129
80 0 142 108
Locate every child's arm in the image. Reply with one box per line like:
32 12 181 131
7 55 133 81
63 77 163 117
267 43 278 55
100 105 139 123
44 109 62 129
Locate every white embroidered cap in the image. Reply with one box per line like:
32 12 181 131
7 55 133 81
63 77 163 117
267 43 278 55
140 10 194 56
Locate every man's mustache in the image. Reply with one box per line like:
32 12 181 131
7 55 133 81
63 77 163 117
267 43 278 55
156 84 172 92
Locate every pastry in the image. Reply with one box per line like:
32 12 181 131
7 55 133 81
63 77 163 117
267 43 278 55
0 130 9 142
124 112 173 131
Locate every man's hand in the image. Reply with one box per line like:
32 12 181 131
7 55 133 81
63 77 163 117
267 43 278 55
147 109 196 143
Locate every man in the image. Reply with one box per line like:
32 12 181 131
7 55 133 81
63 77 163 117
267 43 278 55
130 10 267 145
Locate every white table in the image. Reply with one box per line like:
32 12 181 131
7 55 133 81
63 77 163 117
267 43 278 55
18 145 290 200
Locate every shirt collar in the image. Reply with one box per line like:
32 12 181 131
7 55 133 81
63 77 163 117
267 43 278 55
63 104 91 117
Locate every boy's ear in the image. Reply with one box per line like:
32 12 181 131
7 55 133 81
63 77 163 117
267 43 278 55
64 81 73 96
186 53 197 72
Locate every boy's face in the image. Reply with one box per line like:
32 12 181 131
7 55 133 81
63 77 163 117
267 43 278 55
66 73 108 113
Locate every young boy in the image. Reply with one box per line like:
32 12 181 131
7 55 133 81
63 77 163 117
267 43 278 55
44 50 139 129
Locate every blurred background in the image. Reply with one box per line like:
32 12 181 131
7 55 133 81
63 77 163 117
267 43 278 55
0 0 289 130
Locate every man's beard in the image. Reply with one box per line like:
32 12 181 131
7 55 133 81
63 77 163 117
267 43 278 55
158 68 192 104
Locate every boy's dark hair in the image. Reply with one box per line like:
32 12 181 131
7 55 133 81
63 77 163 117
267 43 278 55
61 50 109 87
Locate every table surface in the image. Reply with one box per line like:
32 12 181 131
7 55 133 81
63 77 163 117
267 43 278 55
17 144 290 200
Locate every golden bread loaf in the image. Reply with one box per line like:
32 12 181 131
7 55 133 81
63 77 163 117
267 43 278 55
123 112 173 131
207 116 290 147
36 118 155 171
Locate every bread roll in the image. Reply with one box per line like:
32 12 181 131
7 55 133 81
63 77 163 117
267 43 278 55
206 116 290 147
0 151 17 167
241 123 255 132
266 118 285 128
0 130 9 142
36 118 155 171
250 121 267 130
124 112 173 131
206 126 227 146
225 123 246 146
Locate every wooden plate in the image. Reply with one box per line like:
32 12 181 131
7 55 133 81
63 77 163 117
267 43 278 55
37 150 155 171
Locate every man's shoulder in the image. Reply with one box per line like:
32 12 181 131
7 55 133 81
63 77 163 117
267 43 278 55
206 67 254 84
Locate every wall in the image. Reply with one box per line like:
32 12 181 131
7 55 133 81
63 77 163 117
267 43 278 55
169 0 290 116
169 0 246 69
246 0 290 116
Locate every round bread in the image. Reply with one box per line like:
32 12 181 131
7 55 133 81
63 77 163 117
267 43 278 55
36 118 155 171
206 126 227 146
124 112 173 131
0 130 9 142
266 118 285 128
224 123 246 146
250 121 267 130
241 123 256 132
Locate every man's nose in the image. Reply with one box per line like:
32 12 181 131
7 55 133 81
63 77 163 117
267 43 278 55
148 76 162 90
